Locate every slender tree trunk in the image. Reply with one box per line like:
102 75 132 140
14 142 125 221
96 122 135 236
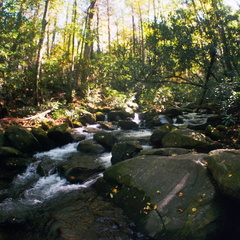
83 0 97 59
198 45 216 107
131 6 136 55
34 0 50 105
107 0 111 52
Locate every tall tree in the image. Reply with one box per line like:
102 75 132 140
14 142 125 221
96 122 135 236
34 0 50 105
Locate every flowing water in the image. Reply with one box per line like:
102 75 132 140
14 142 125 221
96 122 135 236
0 121 153 240
0 112 213 239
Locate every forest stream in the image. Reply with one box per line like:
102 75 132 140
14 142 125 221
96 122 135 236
0 113 227 239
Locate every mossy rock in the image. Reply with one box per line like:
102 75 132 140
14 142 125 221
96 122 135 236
47 124 74 147
31 127 56 151
149 124 176 147
205 125 225 141
111 141 142 165
0 146 23 158
162 128 218 152
93 132 118 150
103 154 224 239
96 111 106 121
206 150 240 200
107 110 133 122
77 140 105 154
5 125 42 154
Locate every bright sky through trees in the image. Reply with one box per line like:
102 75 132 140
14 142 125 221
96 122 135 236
223 0 239 9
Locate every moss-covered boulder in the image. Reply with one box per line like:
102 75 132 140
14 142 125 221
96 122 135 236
5 125 42 154
79 110 96 125
140 147 192 156
47 124 74 147
98 121 118 130
162 128 219 152
149 124 176 147
111 141 142 165
0 146 22 158
77 139 105 154
205 125 225 141
102 154 225 240
206 150 240 200
31 127 56 151
95 111 106 121
93 132 118 150
107 110 133 122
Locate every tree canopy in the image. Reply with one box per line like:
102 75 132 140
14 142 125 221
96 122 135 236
0 0 239 118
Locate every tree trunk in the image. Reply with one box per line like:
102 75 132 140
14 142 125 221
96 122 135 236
34 0 50 105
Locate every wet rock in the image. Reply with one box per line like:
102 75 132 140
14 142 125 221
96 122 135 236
149 124 176 147
206 149 240 200
77 139 105 154
47 124 74 147
93 132 118 150
36 160 56 176
46 188 145 240
103 154 225 240
65 167 105 184
5 125 43 154
118 120 139 130
111 141 142 165
152 115 173 126
57 152 107 177
0 156 34 188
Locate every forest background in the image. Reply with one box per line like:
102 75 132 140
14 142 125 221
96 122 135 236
0 0 239 124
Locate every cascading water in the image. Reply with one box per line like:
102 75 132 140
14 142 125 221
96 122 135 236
0 124 152 240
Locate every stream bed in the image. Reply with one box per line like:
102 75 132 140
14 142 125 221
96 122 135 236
0 126 153 240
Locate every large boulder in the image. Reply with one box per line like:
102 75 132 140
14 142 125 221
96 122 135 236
5 125 42 154
162 128 220 152
111 141 142 165
149 124 176 147
47 124 74 147
93 132 118 150
102 154 225 240
206 149 240 200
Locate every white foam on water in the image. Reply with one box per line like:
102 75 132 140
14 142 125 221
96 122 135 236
34 142 79 161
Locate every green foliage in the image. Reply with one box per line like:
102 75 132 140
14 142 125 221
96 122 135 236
210 77 240 124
